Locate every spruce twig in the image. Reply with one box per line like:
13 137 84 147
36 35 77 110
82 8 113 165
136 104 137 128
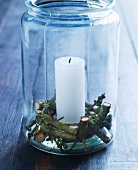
40 125 78 143
26 94 112 152
38 113 77 135
28 125 38 139
25 120 36 131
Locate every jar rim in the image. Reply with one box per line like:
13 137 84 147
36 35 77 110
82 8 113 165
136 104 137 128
25 0 116 14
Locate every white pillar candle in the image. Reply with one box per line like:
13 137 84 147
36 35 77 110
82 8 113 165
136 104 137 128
55 56 85 123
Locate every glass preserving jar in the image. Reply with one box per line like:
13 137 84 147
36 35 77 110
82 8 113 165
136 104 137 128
21 0 120 155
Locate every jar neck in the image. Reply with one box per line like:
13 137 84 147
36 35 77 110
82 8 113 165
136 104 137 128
26 0 115 19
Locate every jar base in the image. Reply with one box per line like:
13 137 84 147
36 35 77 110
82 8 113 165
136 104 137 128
26 129 113 155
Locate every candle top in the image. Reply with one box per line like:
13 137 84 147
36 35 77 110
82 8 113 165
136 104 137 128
55 56 84 67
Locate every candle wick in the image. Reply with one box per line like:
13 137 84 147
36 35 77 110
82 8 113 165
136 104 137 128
69 58 71 63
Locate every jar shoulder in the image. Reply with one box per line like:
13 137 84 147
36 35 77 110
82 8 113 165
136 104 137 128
21 10 120 27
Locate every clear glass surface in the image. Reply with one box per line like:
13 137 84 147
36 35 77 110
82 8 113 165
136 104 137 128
21 0 120 154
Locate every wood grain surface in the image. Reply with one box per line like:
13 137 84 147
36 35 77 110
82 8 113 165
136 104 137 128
0 0 138 169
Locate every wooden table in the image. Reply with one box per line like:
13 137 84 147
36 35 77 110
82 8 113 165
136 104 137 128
0 0 138 169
